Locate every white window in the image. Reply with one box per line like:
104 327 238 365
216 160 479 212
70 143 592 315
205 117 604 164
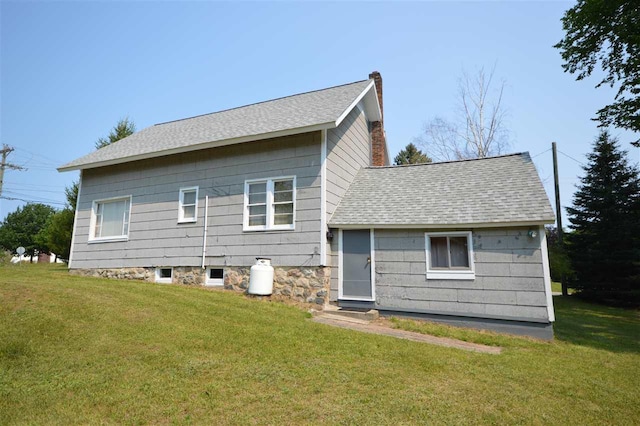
155 267 173 284
206 268 224 286
425 231 475 280
178 186 198 223
90 196 131 242
244 176 295 231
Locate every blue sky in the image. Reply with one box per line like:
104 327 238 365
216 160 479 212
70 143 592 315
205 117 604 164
1 1 638 227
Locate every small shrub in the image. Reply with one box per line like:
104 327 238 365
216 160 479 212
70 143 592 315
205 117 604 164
0 250 14 265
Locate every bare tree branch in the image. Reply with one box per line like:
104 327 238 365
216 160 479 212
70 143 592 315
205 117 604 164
417 66 510 161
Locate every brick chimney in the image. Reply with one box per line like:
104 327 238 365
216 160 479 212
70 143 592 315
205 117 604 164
369 71 388 166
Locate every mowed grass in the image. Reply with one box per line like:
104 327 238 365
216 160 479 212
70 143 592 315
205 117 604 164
1 265 638 424
552 281 575 294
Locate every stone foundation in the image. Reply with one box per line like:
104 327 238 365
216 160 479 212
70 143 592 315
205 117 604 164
70 265 331 307
224 266 330 306
70 267 156 281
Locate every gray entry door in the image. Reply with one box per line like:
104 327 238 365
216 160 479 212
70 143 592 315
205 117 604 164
342 230 372 300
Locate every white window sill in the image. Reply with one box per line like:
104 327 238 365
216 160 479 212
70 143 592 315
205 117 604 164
155 279 172 284
88 236 129 244
177 219 197 224
243 226 295 232
205 279 224 287
426 270 475 280
338 296 375 302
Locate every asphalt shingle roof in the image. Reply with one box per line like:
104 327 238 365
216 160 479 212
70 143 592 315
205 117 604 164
329 153 555 226
60 80 371 170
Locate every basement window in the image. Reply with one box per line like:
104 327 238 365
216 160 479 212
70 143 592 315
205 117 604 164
206 268 224 286
155 268 173 284
425 231 475 280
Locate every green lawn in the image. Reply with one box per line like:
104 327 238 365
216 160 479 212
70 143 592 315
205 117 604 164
1 264 638 424
551 281 576 294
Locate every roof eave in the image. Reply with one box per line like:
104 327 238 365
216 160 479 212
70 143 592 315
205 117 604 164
328 220 555 229
58 121 335 172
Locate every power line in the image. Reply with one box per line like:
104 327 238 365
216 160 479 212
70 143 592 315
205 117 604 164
3 189 64 202
557 149 586 167
0 195 66 206
10 165 57 171
12 146 63 166
531 148 552 159
2 186 65 195
3 181 66 189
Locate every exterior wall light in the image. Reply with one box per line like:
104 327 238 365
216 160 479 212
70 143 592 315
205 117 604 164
527 229 538 238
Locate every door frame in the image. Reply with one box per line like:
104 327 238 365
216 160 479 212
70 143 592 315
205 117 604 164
338 228 375 301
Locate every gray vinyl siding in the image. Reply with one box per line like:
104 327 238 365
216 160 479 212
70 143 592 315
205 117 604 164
71 132 322 270
325 105 371 275
326 106 371 224
372 228 550 322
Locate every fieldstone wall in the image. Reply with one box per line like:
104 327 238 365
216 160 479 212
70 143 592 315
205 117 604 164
70 267 155 281
224 266 330 306
70 266 206 285
174 267 205 286
70 265 331 307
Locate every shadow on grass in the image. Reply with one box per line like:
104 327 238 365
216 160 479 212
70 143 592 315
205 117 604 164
553 295 640 354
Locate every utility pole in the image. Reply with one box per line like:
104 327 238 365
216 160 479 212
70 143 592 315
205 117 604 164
552 142 568 296
0 143 26 199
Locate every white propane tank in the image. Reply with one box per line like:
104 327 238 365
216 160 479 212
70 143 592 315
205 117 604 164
248 257 274 295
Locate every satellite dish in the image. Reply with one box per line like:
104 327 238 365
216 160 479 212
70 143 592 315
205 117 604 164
16 246 25 256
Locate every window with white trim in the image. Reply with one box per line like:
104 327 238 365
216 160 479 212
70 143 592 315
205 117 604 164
178 186 198 223
425 231 475 280
244 177 295 231
206 268 224 286
91 196 131 241
155 267 173 284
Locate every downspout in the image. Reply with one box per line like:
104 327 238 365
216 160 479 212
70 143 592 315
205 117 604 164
201 195 209 269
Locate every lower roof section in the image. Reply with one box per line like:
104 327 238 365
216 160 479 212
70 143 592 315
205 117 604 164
328 153 555 227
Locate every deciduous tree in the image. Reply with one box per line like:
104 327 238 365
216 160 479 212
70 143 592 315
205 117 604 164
415 67 510 161
555 0 640 146
0 203 56 260
42 209 74 261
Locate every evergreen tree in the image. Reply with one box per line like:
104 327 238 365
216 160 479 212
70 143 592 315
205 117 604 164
566 131 640 301
65 181 79 211
95 117 136 150
394 143 432 165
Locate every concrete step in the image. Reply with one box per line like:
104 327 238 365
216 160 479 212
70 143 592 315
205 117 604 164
315 308 379 322
316 313 372 325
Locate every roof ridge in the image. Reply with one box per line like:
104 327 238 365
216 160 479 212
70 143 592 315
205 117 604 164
367 152 528 169
154 79 370 127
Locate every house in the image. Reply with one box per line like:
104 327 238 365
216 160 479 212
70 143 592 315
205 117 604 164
329 154 556 339
59 72 556 339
